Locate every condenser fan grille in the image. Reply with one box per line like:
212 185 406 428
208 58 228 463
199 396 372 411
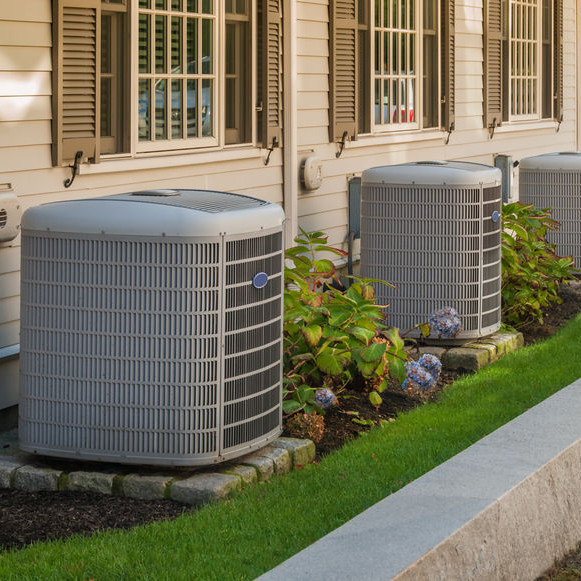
360 182 502 339
520 168 581 266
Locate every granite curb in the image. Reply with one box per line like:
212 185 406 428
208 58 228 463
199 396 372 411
0 437 315 507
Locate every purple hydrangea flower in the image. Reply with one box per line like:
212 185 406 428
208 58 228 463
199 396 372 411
315 388 337 409
429 306 462 339
404 361 436 391
418 353 442 380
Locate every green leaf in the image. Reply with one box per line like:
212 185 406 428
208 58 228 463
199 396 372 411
384 328 405 353
348 326 376 344
298 384 316 403
360 341 387 362
369 391 382 407
315 352 344 376
420 323 431 337
302 324 322 348
376 378 388 393
352 418 375 426
291 352 315 362
389 357 407 383
282 400 303 413
313 259 335 275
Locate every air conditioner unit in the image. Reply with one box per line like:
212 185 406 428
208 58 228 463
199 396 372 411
19 189 285 466
519 152 581 267
360 161 502 341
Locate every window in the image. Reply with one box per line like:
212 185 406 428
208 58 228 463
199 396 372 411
51 0 281 166
137 0 217 147
484 0 563 132
329 0 454 142
101 0 127 154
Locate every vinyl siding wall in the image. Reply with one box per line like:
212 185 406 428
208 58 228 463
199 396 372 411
296 0 578 250
0 3 284 350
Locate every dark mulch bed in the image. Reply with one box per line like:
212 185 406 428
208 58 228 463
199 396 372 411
0 489 191 552
1 282 581 555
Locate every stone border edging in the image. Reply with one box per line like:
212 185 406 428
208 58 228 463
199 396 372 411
409 329 524 371
0 438 315 507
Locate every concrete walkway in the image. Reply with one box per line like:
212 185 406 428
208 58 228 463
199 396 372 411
260 378 581 580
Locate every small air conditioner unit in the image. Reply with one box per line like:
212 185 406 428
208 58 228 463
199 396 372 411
19 189 285 466
360 161 502 341
519 152 581 267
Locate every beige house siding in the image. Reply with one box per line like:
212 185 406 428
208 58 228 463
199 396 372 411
295 0 578 250
0 2 284 360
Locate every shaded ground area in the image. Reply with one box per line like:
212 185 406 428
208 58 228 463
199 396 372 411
0 489 191 552
1 282 581 555
538 541 581 580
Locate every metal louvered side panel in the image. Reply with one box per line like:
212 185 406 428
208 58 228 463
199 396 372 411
19 233 222 464
360 184 501 339
520 169 581 267
481 185 502 330
221 229 283 453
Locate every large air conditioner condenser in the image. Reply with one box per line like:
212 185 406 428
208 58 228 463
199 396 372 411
519 152 581 267
19 189 285 466
360 161 503 341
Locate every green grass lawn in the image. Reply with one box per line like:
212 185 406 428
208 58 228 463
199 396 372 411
3 315 581 580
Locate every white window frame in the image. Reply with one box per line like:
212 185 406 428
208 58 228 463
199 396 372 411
508 0 541 121
133 0 257 154
368 0 440 134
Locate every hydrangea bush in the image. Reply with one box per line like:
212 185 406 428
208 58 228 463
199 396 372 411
283 229 408 414
501 202 577 327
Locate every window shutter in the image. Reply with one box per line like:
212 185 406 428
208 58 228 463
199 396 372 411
554 0 563 122
52 0 100 166
329 0 358 143
441 0 455 132
483 0 503 131
262 0 282 148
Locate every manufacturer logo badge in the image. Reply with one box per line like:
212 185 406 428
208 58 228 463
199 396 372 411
252 272 268 289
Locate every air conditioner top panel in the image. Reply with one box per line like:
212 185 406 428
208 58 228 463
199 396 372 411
22 189 285 238
519 152 581 171
362 161 502 187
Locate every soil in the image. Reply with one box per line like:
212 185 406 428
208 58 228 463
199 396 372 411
2 282 581 557
0 489 192 552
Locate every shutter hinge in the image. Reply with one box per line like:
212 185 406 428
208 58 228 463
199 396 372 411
488 119 499 140
64 151 83 188
264 137 278 165
336 131 349 159
444 121 455 145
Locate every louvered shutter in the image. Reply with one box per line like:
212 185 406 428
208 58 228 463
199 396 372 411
441 0 455 132
329 0 358 143
262 0 282 148
484 0 503 131
554 0 563 122
52 0 100 166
